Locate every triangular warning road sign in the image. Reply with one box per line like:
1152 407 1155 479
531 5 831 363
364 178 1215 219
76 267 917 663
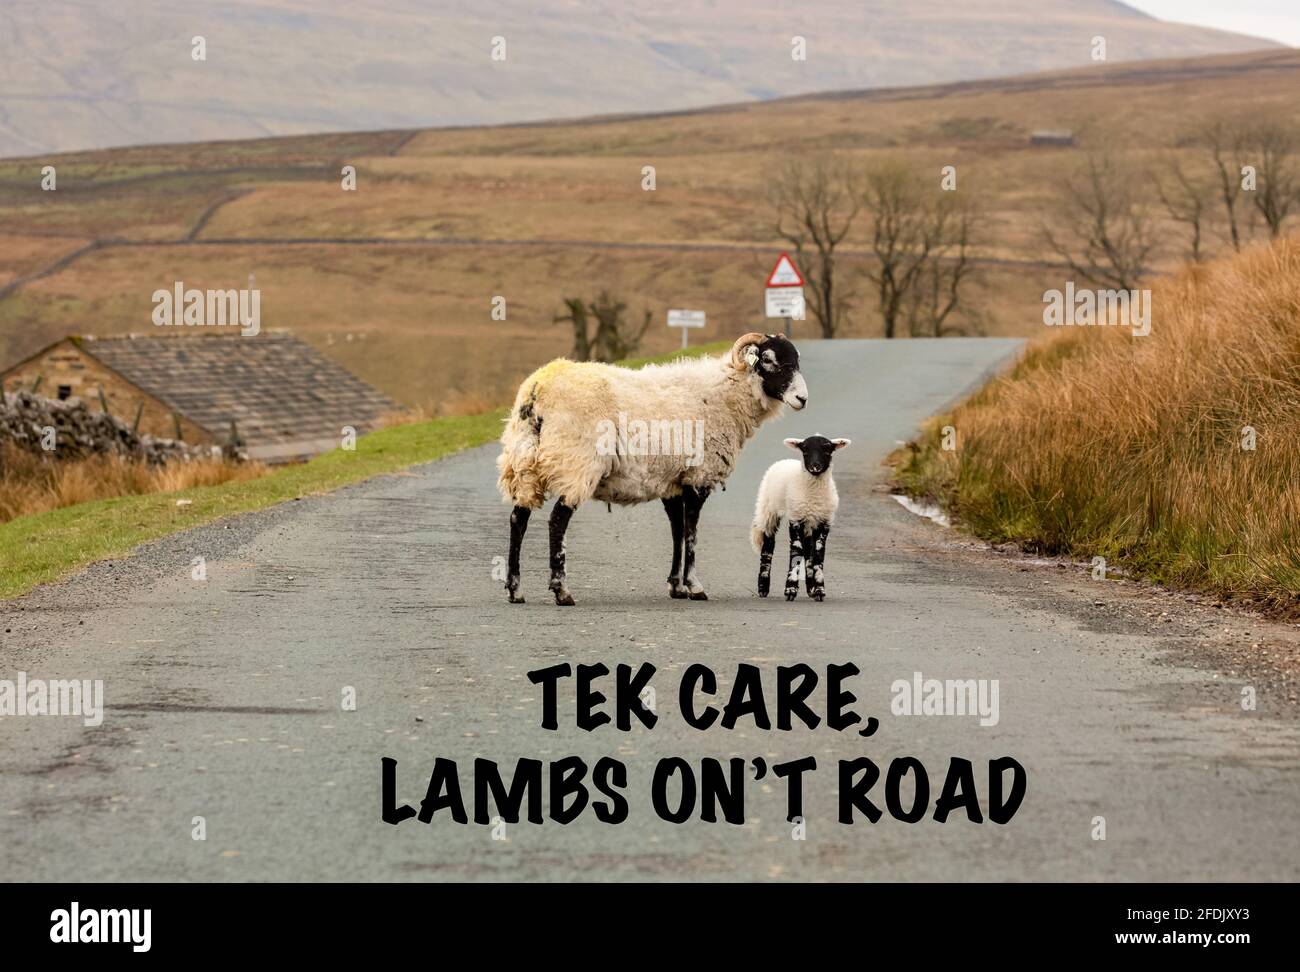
765 252 804 287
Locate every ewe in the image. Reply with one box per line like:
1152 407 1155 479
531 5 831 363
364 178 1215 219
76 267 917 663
497 332 808 605
751 435 850 601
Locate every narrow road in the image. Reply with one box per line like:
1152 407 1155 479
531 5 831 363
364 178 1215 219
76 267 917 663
2 338 1297 881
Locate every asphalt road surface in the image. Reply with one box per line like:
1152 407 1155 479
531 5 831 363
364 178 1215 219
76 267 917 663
3 338 1298 881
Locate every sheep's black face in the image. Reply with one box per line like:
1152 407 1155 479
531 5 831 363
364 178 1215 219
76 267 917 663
753 334 807 410
785 434 851 476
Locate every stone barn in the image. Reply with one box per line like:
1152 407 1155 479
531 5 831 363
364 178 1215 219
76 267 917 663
1 332 398 462
1029 130 1075 147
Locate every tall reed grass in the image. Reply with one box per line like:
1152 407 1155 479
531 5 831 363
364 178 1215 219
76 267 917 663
894 239 1300 613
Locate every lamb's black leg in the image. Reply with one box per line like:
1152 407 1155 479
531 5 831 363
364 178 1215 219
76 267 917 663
757 527 777 597
663 495 688 598
506 506 531 603
548 500 576 606
681 485 711 600
808 523 831 601
785 520 805 601
803 522 815 597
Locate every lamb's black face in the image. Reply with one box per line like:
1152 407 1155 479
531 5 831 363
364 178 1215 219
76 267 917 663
753 334 807 410
785 434 851 476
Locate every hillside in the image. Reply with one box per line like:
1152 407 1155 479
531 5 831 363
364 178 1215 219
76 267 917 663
2 48 1300 411
0 0 1278 157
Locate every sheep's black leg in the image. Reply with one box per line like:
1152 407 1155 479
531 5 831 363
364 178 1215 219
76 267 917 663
506 506 531 603
662 495 688 598
548 500 576 606
681 485 711 600
809 524 830 601
757 527 777 597
785 520 805 601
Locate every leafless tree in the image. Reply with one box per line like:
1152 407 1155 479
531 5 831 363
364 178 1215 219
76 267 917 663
555 292 650 362
554 297 592 361
905 194 983 336
1041 150 1158 291
1244 119 1300 239
1155 154 1214 263
770 156 860 338
589 291 651 362
862 162 931 339
860 162 982 338
1199 119 1248 252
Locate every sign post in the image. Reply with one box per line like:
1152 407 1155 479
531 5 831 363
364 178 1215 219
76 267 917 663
764 252 805 337
667 309 706 349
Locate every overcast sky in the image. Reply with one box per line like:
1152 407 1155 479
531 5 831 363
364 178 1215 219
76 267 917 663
1127 1 1300 46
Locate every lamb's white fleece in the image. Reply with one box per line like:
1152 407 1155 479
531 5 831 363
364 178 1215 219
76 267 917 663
750 459 839 550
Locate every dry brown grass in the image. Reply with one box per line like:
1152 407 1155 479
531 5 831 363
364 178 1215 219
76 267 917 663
5 50 1300 416
5 49 1300 414
895 238 1300 612
0 444 265 524
376 386 501 425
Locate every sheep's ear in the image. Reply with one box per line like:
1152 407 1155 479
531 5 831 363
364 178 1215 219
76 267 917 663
729 332 766 371
784 438 803 451
832 438 852 450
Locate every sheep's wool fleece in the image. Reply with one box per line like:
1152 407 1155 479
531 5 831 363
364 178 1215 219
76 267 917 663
498 354 781 508
751 459 839 550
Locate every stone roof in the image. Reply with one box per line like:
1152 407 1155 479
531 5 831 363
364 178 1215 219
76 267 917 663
78 332 397 462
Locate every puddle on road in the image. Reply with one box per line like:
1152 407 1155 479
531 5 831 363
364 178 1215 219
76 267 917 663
891 494 951 527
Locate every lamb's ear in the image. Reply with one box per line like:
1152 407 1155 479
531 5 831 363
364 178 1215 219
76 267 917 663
832 438 852 450
729 332 767 371
784 438 804 451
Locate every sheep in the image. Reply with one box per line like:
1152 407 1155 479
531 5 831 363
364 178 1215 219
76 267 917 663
497 332 808 605
751 435 850 601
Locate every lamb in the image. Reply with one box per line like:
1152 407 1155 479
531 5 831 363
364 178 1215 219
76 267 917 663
751 435 850 601
497 332 808 605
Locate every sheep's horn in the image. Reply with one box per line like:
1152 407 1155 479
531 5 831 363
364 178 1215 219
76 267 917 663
728 332 766 371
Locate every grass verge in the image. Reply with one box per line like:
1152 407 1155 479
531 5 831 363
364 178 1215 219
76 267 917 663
0 340 731 599
892 240 1300 616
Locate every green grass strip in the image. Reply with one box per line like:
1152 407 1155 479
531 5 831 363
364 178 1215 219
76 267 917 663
0 341 729 598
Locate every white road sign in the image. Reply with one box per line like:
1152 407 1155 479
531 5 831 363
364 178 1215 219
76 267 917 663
765 287 806 319
667 309 706 329
667 308 706 348
764 252 806 321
